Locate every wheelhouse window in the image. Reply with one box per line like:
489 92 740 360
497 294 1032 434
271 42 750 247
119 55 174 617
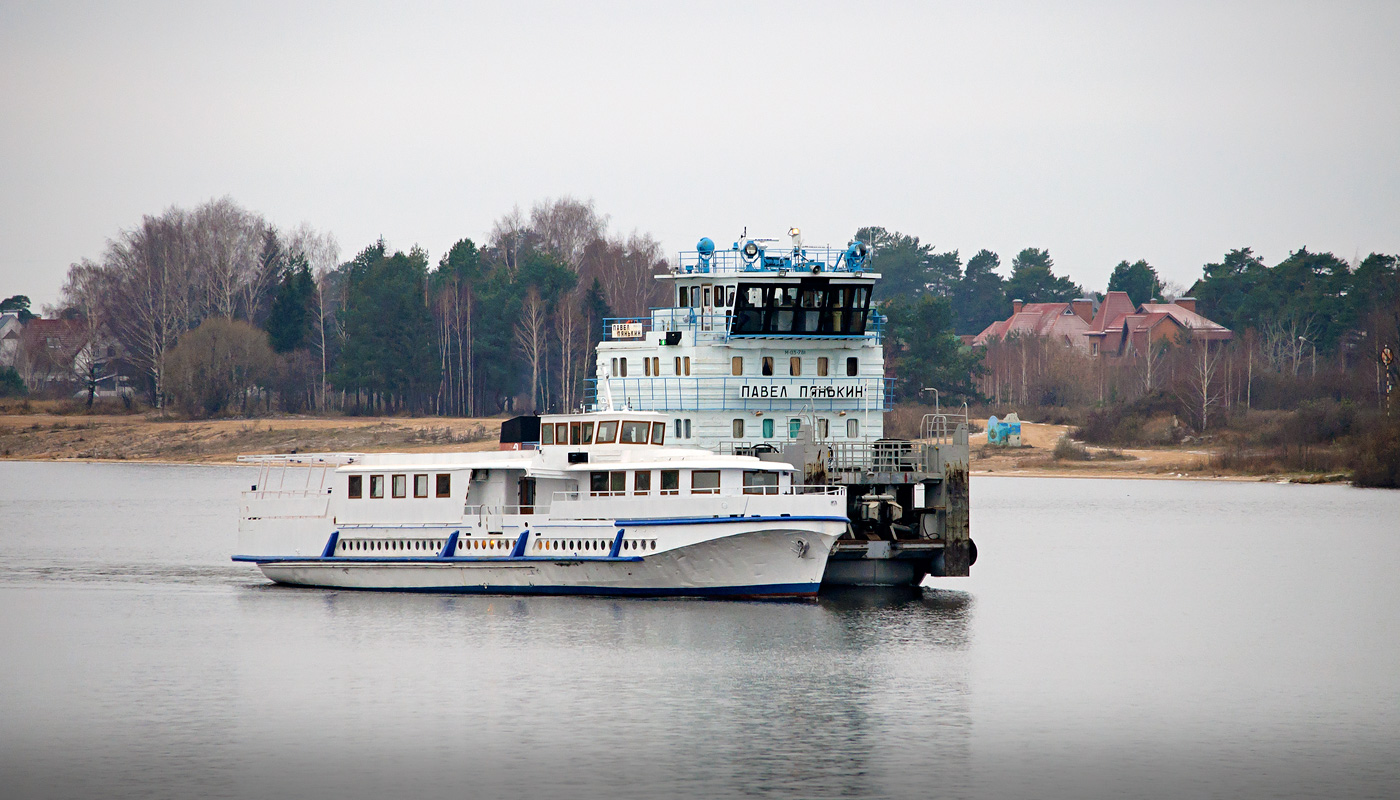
555 422 568 444
392 474 407 498
818 357 829 377
414 474 429 498
541 425 555 445
651 422 666 445
661 470 680 495
436 474 451 498
581 421 595 445
678 286 688 306
790 357 801 376
634 470 651 495
743 470 779 495
370 475 385 499
762 357 774 376
691 470 721 494
620 421 650 444
570 421 582 445
348 475 363 499
732 356 743 376
596 420 618 443
846 357 858 376
733 419 744 438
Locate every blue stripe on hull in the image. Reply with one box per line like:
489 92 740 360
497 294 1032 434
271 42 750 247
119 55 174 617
260 579 821 599
233 554 645 564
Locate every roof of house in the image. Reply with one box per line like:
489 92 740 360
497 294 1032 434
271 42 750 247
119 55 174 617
975 291 1232 353
973 302 1091 348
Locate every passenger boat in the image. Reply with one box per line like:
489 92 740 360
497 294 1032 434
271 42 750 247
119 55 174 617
233 409 847 598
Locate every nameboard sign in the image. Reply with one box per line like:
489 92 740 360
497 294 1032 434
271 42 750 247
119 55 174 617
610 322 644 339
739 383 867 399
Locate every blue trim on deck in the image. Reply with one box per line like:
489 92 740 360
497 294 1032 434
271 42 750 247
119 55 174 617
608 529 625 558
232 554 645 565
258 581 821 598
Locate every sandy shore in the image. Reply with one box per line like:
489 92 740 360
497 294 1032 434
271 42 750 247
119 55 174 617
0 413 1340 483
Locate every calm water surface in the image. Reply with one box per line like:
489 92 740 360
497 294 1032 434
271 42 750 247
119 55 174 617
1 462 1398 799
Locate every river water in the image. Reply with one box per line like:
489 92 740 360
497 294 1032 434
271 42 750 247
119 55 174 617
1 461 1397 800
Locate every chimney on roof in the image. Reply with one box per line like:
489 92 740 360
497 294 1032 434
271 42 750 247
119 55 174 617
1174 297 1197 313
1012 299 1024 314
1071 298 1093 323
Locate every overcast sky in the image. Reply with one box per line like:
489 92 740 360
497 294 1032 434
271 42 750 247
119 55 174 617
3 0 1397 309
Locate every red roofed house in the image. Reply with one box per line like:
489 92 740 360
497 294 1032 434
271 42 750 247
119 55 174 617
975 292 1231 357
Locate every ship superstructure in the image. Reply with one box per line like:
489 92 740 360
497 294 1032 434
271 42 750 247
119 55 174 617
593 230 975 585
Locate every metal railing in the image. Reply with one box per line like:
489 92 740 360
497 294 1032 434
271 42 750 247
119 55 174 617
827 441 932 473
921 411 969 445
674 245 868 275
463 503 550 517
550 485 843 503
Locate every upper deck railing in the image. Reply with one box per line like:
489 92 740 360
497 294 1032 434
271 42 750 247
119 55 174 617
586 376 894 412
602 308 885 343
675 242 872 276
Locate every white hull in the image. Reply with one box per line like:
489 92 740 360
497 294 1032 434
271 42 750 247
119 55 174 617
246 523 843 598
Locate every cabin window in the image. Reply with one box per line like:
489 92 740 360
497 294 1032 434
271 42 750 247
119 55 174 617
414 474 428 498
661 470 680 495
634 470 651 494
581 421 595 444
674 356 681 375
846 357 858 376
743 470 779 495
596 420 618 443
702 286 712 307
348 475 363 499
370 475 385 499
762 357 774 376
644 358 651 376
762 418 774 438
727 286 736 305
684 419 691 438
620 421 650 444
733 419 744 438
691 470 721 494
651 422 666 444
571 421 582 445
620 358 628 377
674 419 682 439
818 357 829 377
610 471 626 494
790 357 801 376
436 474 451 498
847 419 859 439
683 356 691 376
732 356 743 376
652 357 660 376
392 474 406 498
817 418 829 438
789 419 801 439
679 287 688 306
541 425 555 445
555 422 568 444
611 357 618 377
590 472 609 496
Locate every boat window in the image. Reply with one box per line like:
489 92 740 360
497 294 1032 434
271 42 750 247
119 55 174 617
571 421 582 445
684 419 691 438
790 357 801 376
732 356 743 375
789 419 801 439
847 418 859 439
732 418 744 438
673 419 682 439
611 357 619 377
762 418 774 438
414 474 428 498
817 418 829 438
634 470 651 494
727 286 736 306
541 425 554 445
762 357 773 376
818 357 829 377
620 421 650 444
596 420 618 443
348 475 363 499
684 356 691 375
644 358 651 377
846 356 858 376
392 475 407 498
661 470 679 495
556 423 568 444
674 356 681 375
743 470 779 495
691 470 720 494
610 471 626 493
581 422 595 445
652 357 660 376
436 474 451 498
651 422 666 445
370 475 385 499
619 358 628 377
590 472 608 496
678 286 688 306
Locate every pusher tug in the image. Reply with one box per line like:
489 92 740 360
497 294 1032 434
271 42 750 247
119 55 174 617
233 407 847 598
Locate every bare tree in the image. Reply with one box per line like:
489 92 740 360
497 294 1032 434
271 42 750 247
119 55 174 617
1178 338 1226 431
285 223 340 410
489 206 528 277
530 196 607 272
190 197 266 320
514 287 547 411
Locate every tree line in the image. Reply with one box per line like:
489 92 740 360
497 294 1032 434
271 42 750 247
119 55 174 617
41 196 665 416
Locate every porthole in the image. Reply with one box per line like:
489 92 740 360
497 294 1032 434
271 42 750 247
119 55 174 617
651 540 657 550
